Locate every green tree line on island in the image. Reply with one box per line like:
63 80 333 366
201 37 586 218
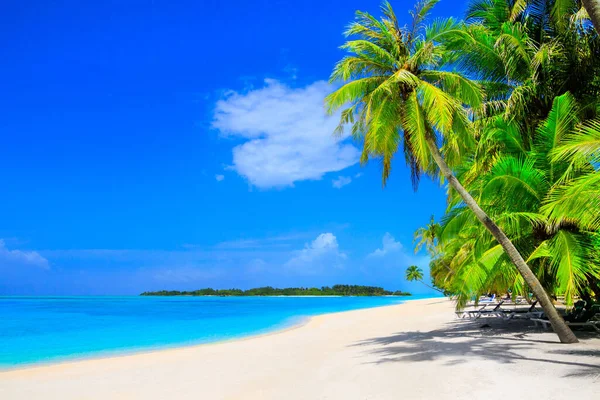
327 0 600 343
141 285 411 297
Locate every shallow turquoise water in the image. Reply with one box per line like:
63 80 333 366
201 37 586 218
0 295 434 368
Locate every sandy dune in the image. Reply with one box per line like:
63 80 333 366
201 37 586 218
1 298 599 399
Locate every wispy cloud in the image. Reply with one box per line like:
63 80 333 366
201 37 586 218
360 233 435 294
285 233 346 273
212 79 359 188
332 175 352 189
0 233 435 294
0 239 49 269
368 232 403 258
212 238 291 250
44 232 314 260
198 233 310 250
0 239 52 295
215 174 225 182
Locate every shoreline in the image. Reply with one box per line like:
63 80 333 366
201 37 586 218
2 297 597 400
0 315 314 373
0 296 440 373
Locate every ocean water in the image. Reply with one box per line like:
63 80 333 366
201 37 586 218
0 295 432 368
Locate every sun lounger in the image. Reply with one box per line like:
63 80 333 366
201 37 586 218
502 301 541 320
479 294 496 303
465 300 541 320
457 301 505 319
456 304 487 318
531 313 600 333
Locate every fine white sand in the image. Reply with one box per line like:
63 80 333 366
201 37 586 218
1 298 599 399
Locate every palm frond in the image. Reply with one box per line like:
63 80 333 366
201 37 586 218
547 231 597 306
542 172 600 231
418 80 458 133
325 77 386 114
551 119 600 164
420 70 484 108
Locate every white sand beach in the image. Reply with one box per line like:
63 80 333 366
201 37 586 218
1 298 599 399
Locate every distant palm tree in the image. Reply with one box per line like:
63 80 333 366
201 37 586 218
406 265 443 293
406 265 423 281
326 0 577 343
413 215 440 254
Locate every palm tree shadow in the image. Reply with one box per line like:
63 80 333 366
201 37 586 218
350 318 600 378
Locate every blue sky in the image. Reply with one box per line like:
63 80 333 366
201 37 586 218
0 0 467 295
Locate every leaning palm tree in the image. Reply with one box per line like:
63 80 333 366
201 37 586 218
325 0 577 342
582 0 600 33
406 265 443 292
429 0 600 314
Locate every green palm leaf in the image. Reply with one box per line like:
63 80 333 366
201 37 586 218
551 119 600 164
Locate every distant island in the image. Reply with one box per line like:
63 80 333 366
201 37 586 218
140 285 411 297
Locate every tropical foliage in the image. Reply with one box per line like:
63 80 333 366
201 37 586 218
406 265 444 292
411 0 600 309
325 0 482 187
328 0 599 343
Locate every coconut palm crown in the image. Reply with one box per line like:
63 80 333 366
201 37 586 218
406 265 425 281
326 0 482 188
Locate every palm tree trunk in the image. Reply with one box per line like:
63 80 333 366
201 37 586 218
425 137 578 344
582 0 600 34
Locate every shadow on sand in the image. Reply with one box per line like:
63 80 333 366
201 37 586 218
350 318 600 379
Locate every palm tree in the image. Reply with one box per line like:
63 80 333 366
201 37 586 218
406 265 444 293
414 215 440 254
326 0 577 342
436 93 600 308
428 0 600 312
406 265 423 281
583 0 600 33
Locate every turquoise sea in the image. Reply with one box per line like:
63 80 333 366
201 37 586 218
0 295 433 368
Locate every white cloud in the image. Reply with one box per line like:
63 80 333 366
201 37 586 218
332 175 352 189
0 239 49 269
368 233 403 257
215 174 225 182
285 233 346 271
361 234 435 293
212 79 360 188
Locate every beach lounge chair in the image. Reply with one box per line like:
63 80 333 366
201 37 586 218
502 301 542 320
531 316 600 333
456 304 488 318
479 294 496 303
474 300 541 319
531 305 600 333
458 301 505 319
